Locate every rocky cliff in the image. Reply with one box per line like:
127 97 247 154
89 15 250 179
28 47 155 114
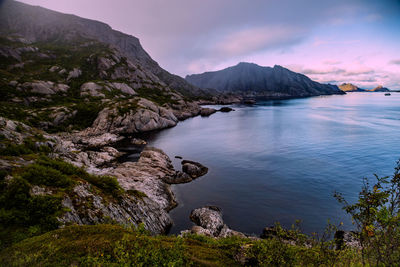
186 62 345 99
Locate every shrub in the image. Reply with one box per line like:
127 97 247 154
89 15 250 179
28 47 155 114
84 174 123 198
335 160 400 266
21 164 73 188
0 177 62 248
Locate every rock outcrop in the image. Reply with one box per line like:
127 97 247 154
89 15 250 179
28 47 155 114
59 182 172 234
86 98 178 135
200 108 217 117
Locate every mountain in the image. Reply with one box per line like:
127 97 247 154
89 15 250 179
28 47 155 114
338 83 367 92
370 85 390 92
338 83 366 92
185 62 345 99
0 0 209 98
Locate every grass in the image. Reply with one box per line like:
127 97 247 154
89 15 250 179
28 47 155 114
0 224 362 266
0 137 51 157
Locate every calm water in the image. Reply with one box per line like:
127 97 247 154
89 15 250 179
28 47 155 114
145 92 400 235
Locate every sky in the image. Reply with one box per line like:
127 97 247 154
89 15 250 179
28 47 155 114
18 0 400 90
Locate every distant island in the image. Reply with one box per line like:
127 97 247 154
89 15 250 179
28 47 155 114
338 83 391 92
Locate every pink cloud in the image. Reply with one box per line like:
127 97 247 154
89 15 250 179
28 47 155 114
212 25 304 57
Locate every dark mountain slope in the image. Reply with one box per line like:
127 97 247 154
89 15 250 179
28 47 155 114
0 0 207 97
186 62 344 99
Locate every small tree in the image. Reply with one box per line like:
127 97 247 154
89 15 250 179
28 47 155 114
334 160 400 266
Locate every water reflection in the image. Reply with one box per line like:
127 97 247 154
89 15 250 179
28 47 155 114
144 93 400 235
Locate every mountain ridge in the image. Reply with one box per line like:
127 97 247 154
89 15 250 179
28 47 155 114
186 62 345 99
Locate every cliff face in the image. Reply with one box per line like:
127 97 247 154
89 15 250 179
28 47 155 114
186 62 345 99
0 0 208 98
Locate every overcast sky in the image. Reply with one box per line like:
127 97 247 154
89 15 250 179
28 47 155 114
18 0 400 89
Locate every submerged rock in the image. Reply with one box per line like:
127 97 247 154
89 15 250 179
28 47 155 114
163 171 192 184
219 107 234 112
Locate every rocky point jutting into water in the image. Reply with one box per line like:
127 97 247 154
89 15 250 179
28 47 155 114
0 0 225 237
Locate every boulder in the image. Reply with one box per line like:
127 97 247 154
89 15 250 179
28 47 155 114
22 81 55 95
108 82 137 95
190 206 224 236
80 82 106 97
182 160 208 178
67 68 82 80
200 107 217 117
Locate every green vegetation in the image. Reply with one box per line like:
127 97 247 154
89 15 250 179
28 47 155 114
127 189 148 199
0 155 123 249
116 99 139 116
335 160 400 266
0 137 51 156
136 86 179 106
0 175 63 249
0 224 361 266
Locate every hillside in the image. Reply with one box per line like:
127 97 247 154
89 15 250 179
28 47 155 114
0 0 211 99
186 62 345 99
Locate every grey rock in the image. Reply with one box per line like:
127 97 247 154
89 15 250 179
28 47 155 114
22 81 55 95
190 206 224 236
87 98 178 135
107 82 137 95
8 80 18 87
80 82 105 97
107 147 178 211
59 182 172 234
49 65 60 72
67 68 82 80
182 160 208 178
